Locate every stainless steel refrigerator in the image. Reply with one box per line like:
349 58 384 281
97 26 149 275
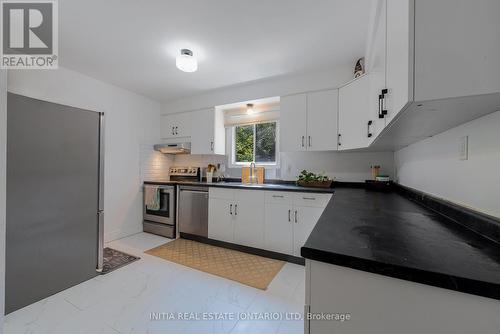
5 93 104 314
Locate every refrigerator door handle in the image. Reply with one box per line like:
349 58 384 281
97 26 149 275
97 112 105 273
96 210 104 272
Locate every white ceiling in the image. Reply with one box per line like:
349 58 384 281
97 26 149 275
59 0 371 102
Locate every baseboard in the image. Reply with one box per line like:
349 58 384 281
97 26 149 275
180 233 305 265
104 225 143 243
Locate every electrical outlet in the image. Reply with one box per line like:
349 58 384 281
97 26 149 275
459 136 468 160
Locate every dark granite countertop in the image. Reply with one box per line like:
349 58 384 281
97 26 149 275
143 180 335 194
301 188 500 300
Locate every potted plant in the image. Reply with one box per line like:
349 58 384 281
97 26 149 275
296 170 334 188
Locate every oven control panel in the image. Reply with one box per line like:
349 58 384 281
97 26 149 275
169 166 199 176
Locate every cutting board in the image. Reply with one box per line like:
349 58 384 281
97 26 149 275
241 167 265 184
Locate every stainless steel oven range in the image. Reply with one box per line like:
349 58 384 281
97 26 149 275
143 184 175 238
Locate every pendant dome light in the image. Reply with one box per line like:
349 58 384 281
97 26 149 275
246 103 255 115
176 49 198 73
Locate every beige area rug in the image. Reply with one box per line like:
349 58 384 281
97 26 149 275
145 238 285 290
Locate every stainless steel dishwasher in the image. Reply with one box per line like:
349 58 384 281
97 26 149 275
178 185 209 237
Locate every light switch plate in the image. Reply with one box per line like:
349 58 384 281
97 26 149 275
459 136 468 160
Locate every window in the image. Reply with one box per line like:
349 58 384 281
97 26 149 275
232 121 278 166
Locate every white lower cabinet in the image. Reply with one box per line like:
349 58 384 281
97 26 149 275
306 259 500 334
233 190 265 249
208 198 234 243
293 206 324 257
208 188 265 248
209 188 331 257
264 203 294 255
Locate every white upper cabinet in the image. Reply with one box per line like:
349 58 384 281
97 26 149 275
160 112 192 139
367 0 415 127
280 90 338 152
191 108 225 155
413 0 500 102
367 0 388 140
338 74 372 150
385 0 414 124
280 93 307 152
362 0 500 151
306 90 338 151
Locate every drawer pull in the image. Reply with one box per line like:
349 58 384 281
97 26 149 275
302 197 316 200
272 195 284 198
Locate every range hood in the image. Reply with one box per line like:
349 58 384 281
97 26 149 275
154 142 191 154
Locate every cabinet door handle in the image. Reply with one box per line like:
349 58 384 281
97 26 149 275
308 136 311 147
288 209 291 222
337 133 342 147
294 210 298 223
367 120 373 138
175 126 178 135
301 136 305 148
234 204 238 216
381 89 388 116
210 141 214 151
171 126 175 135
230 204 233 215
378 94 384 119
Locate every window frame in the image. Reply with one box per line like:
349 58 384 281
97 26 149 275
229 121 280 169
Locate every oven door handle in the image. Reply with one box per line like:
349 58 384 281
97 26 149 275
180 190 208 194
145 185 173 190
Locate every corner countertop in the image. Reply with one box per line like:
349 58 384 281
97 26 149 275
143 180 336 194
301 188 500 300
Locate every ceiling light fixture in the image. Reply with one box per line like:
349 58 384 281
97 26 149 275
176 49 198 73
246 103 255 115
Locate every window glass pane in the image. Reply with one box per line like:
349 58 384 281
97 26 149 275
235 125 254 162
255 122 276 163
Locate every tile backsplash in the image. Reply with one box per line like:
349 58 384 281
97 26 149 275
165 151 394 182
139 144 173 182
140 138 394 183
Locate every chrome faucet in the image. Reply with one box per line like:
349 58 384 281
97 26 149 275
249 162 256 184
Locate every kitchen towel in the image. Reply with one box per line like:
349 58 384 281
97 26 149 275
144 186 160 211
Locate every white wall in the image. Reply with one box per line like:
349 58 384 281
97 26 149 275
163 66 394 182
7 67 162 241
279 151 393 182
395 110 500 218
0 69 7 333
162 65 353 114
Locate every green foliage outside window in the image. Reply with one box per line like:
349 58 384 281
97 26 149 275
235 122 277 163
235 125 254 162
255 122 276 162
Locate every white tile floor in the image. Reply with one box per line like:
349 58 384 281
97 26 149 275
4 233 305 334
